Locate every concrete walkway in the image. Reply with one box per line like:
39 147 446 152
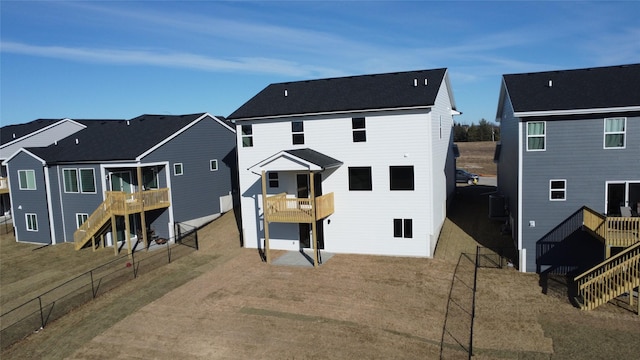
272 249 334 267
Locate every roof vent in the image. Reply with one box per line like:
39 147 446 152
413 78 418 87
284 89 288 97
75 138 79 145
548 80 553 87
127 120 130 125
54 141 58 146
424 78 428 86
13 133 16 139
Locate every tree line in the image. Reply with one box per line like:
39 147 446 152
453 119 500 142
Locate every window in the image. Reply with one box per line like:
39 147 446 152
527 121 545 151
390 166 414 191
174 163 183 176
268 172 279 188
348 167 372 191
26 213 38 231
292 121 304 145
352 117 366 142
64 168 96 193
143 167 158 189
550 180 566 201
80 169 96 193
18 170 36 190
604 117 626 148
76 213 88 228
393 218 413 238
241 125 253 147
210 159 218 171
63 169 78 193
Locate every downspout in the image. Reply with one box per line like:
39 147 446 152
518 121 525 272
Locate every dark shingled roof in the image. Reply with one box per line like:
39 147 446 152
504 63 640 113
284 148 343 169
1 119 70 145
228 69 448 120
26 113 207 163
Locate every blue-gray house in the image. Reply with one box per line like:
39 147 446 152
3 113 236 253
494 64 640 311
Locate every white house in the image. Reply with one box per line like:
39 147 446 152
228 69 460 266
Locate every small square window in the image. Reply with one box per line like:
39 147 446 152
550 180 566 201
393 218 413 238
210 159 218 171
348 167 372 191
26 213 38 231
390 166 414 190
76 213 89 228
352 117 366 142
268 172 279 188
174 163 184 176
18 170 36 190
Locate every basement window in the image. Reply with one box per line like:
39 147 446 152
393 218 413 238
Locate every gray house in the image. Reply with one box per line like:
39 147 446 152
494 64 640 311
3 113 236 253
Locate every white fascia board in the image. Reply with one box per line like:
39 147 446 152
514 106 640 118
136 113 211 161
231 105 434 122
2 148 47 166
247 150 322 175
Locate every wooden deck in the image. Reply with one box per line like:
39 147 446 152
264 192 334 223
583 207 640 248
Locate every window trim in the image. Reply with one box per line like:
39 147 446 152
241 124 254 147
173 163 184 176
18 170 36 190
76 213 89 228
348 166 372 191
63 168 96 194
292 121 305 145
210 159 219 172
549 179 567 201
526 121 546 151
79 168 96 193
63 168 79 193
268 172 279 188
352 117 366 143
603 117 626 149
26 213 38 232
389 166 415 191
393 218 413 238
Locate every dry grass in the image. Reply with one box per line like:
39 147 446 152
2 187 639 359
455 141 498 176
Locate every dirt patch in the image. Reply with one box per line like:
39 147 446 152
456 141 497 176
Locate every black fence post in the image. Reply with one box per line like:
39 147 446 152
90 270 96 298
37 296 45 330
469 246 480 360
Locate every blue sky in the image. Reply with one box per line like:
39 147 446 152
1 1 639 126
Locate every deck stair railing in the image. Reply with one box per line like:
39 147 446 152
74 189 170 250
574 241 640 311
574 206 640 312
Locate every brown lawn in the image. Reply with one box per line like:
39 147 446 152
1 183 639 359
456 141 497 176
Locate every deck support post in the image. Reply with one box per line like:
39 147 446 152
112 215 118 256
261 170 271 264
125 213 132 259
310 171 318 268
137 166 148 249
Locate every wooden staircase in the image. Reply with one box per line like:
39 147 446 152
74 189 170 250
574 207 640 312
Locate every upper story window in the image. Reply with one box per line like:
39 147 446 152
64 168 96 193
241 125 253 147
604 117 626 149
526 121 545 151
268 172 279 188
352 117 366 142
174 163 183 176
18 170 36 190
389 166 414 191
549 179 566 201
348 167 372 191
292 121 304 145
